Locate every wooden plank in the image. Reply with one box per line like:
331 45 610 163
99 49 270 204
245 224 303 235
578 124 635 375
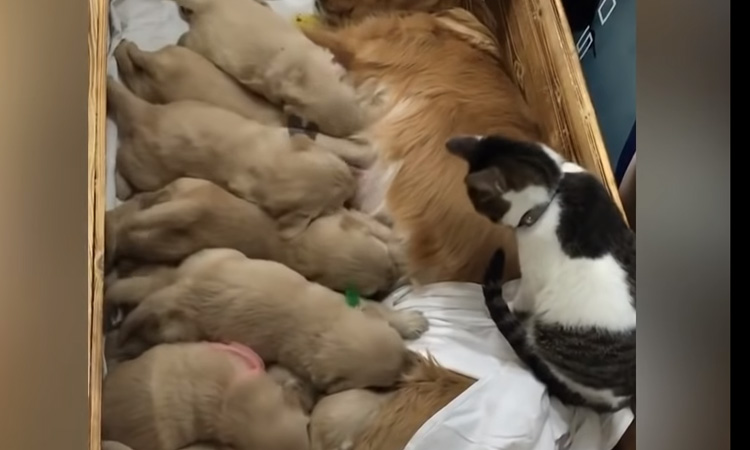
492 0 625 217
87 0 108 447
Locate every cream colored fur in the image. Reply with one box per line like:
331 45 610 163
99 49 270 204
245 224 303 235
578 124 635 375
108 248 428 393
114 39 283 126
173 0 376 138
107 77 355 234
114 39 378 169
309 389 394 450
101 342 310 450
106 178 404 296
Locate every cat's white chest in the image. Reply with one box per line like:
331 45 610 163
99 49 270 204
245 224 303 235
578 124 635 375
516 205 635 331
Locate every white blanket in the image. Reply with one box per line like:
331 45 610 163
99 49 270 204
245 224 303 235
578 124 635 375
382 282 634 450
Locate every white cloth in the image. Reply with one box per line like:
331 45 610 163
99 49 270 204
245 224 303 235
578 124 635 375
265 0 316 20
382 282 634 450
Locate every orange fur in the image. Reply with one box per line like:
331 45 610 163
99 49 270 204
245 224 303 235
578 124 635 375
298 10 546 448
304 10 544 283
353 355 475 450
317 0 498 36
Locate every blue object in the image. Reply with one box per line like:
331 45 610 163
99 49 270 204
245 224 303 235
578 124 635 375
615 122 635 185
572 0 635 171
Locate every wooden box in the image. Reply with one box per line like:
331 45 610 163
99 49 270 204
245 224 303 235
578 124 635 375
85 0 626 448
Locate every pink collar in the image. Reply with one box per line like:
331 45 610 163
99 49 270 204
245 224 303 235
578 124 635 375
211 342 265 374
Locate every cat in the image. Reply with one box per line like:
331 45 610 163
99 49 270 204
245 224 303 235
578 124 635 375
445 134 635 413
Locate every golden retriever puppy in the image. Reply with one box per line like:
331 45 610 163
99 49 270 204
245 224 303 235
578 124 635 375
114 39 283 126
301 9 544 283
173 0 375 138
107 77 355 233
101 342 310 450
352 355 476 450
309 389 394 450
279 207 405 297
106 178 403 296
109 248 426 393
107 178 280 267
112 39 377 168
267 364 319 414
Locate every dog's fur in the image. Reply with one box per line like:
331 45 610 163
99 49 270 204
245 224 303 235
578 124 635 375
251 9 544 447
302 9 544 283
107 248 427 393
106 178 404 296
111 39 378 169
316 0 498 36
107 77 355 233
267 364 319 414
309 388 394 450
113 40 284 126
174 0 376 138
101 342 310 450
352 355 475 450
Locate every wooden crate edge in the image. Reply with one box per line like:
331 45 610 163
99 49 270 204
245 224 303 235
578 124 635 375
87 0 108 447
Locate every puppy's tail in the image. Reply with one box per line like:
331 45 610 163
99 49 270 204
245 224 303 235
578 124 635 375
106 76 150 127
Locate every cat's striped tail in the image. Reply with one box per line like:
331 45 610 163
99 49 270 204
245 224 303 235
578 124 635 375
482 250 594 408
483 285 594 406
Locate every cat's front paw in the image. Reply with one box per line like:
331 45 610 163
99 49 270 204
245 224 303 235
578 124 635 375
390 310 429 340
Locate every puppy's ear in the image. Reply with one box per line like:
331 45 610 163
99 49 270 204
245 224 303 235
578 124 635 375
446 135 483 166
301 28 356 70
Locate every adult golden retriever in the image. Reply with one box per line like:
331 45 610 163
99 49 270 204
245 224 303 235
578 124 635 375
303 6 633 450
303 8 542 284
298 7 540 450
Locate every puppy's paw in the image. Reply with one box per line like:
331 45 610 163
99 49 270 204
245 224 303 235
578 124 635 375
390 310 429 340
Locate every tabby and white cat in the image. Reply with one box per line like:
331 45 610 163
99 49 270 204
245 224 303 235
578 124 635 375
446 134 635 413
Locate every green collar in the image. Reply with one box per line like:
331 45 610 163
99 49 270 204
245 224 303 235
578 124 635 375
344 285 361 308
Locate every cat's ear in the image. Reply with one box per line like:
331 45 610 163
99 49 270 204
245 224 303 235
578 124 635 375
446 135 483 165
465 166 507 196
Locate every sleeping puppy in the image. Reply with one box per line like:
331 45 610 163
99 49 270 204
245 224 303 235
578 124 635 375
102 342 310 450
106 178 404 296
309 389 394 450
113 39 377 168
173 0 376 138
108 248 427 393
114 39 283 126
279 207 406 297
107 77 355 234
106 178 280 269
